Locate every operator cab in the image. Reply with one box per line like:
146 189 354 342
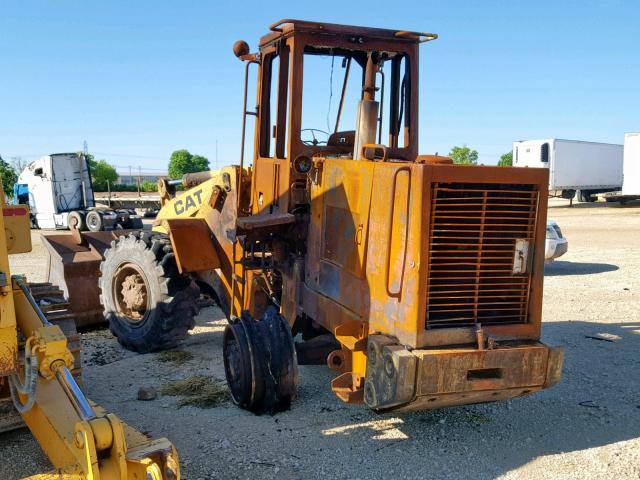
298 47 411 156
234 19 437 214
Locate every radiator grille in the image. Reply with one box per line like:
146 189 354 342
426 183 539 329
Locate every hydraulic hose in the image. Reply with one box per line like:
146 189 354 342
8 340 39 413
16 278 51 326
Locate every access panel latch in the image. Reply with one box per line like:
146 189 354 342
512 238 530 274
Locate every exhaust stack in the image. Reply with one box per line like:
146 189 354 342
353 54 379 160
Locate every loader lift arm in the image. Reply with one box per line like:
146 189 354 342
0 188 179 480
10 277 179 480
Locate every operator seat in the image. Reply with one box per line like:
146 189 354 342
327 130 355 151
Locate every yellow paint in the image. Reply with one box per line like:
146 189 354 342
0 182 181 478
0 183 22 376
154 166 240 233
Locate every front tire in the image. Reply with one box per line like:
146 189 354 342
99 232 200 353
223 307 298 414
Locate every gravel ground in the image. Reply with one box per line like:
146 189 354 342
2 199 639 479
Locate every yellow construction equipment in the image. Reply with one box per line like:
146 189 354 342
43 19 563 414
0 182 180 479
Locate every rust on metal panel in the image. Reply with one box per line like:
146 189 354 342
425 183 539 329
366 162 426 348
415 344 548 395
42 231 130 328
395 386 544 413
163 218 220 274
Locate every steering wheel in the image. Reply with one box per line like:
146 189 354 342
301 128 329 146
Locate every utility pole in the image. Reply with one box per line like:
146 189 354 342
129 165 132 185
83 140 88 156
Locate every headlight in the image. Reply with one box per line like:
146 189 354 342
293 155 313 174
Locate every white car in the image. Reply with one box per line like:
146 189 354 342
545 220 568 261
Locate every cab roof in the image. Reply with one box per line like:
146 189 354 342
259 19 437 48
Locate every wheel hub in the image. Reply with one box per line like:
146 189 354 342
121 274 147 311
113 265 149 323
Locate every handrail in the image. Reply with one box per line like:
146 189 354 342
270 19 324 32
385 166 411 297
395 31 438 43
238 59 258 209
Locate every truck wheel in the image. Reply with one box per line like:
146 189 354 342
129 216 143 229
99 232 200 353
577 190 589 202
68 211 87 231
86 211 103 231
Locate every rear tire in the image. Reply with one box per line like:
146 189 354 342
68 211 87 231
99 232 200 353
577 189 597 202
86 210 103 232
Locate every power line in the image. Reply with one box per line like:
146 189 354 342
92 151 168 160
3 151 168 162
111 164 167 171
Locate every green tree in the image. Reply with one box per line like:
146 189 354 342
0 155 18 198
448 145 479 165
78 153 119 191
168 150 210 179
498 151 513 167
139 181 158 192
91 159 119 191
80 153 98 171
191 154 210 172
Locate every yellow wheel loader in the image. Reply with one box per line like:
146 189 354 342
43 19 564 414
0 188 180 479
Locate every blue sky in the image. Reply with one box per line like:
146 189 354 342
1 1 638 171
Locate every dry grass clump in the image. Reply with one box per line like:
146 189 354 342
156 350 194 365
161 376 227 408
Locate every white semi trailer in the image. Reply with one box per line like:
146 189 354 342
622 133 640 196
604 133 640 204
14 153 142 230
512 139 623 202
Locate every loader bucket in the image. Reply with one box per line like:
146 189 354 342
41 230 130 328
